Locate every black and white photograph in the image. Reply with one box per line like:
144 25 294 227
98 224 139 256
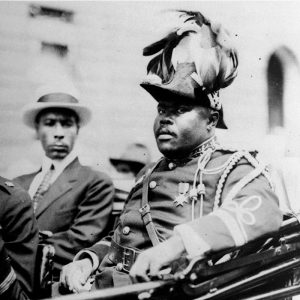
0 1 300 299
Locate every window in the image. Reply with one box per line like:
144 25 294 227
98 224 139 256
267 47 298 133
41 42 68 58
29 4 74 23
267 53 284 131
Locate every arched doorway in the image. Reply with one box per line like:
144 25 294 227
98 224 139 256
267 46 300 157
267 52 284 131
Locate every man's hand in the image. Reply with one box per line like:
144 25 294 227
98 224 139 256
130 235 185 282
60 258 93 293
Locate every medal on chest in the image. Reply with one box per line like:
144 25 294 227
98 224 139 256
174 182 190 207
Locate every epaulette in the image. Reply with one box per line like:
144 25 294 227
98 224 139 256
216 145 239 153
216 145 258 157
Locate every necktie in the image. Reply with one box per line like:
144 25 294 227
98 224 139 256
32 164 55 213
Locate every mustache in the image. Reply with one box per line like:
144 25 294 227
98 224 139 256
155 127 176 137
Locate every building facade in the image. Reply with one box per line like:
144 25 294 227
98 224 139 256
0 1 299 177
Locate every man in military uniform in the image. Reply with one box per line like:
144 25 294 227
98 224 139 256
59 10 282 292
0 177 39 299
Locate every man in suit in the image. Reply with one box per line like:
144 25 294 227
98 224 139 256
59 10 282 293
14 83 114 277
0 176 39 300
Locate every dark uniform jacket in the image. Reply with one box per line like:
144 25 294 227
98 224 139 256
0 176 39 299
85 141 282 288
14 158 114 271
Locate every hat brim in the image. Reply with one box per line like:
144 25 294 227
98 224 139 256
140 83 227 129
22 102 92 128
110 158 145 170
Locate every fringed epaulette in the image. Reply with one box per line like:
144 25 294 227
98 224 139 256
213 149 274 210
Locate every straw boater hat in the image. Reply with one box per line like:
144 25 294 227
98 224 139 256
140 10 239 129
110 143 151 173
22 82 92 128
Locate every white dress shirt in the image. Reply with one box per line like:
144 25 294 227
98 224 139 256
28 151 78 199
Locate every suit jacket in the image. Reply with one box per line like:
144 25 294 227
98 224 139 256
0 176 39 298
88 144 282 289
14 158 114 270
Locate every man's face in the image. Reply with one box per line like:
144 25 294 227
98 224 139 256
153 100 212 159
36 109 79 160
114 163 136 179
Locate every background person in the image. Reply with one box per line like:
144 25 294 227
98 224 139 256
109 142 151 178
14 83 114 279
0 176 38 300
109 142 151 220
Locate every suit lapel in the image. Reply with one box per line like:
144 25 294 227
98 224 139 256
18 173 38 190
35 158 80 218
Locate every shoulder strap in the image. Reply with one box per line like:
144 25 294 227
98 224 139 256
139 158 163 246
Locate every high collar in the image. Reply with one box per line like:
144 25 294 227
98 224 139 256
166 135 219 165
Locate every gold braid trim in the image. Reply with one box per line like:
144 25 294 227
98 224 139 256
223 164 266 204
214 151 246 210
213 151 270 210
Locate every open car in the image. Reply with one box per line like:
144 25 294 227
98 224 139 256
37 212 300 300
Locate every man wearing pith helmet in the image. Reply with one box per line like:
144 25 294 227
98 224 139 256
14 82 114 279
60 10 281 292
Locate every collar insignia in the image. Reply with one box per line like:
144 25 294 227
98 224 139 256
5 181 14 187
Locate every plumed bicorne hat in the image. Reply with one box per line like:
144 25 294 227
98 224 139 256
140 10 239 129
22 82 92 128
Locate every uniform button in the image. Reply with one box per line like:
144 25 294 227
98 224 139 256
168 162 176 170
122 226 130 235
149 181 157 189
116 263 123 271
